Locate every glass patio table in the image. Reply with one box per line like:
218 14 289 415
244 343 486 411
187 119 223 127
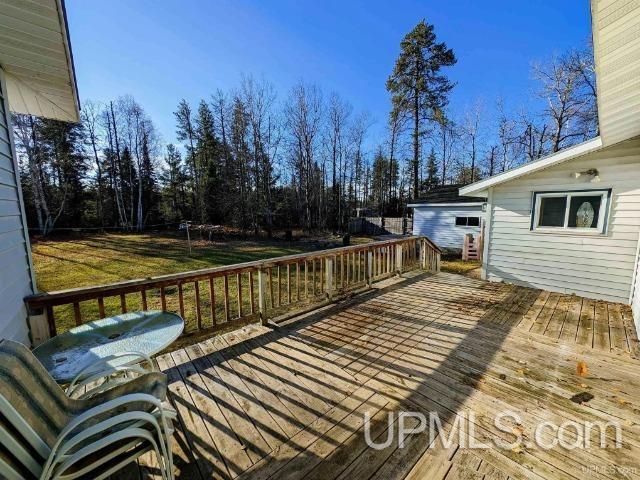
33 310 184 384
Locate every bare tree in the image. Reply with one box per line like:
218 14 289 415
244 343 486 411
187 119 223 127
324 92 352 229
81 100 106 227
461 101 482 183
532 51 596 152
284 81 323 230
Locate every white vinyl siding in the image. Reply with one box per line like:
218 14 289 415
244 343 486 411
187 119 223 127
591 0 640 146
412 205 483 250
485 137 640 304
0 68 34 345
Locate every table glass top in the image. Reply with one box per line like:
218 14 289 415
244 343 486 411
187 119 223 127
33 310 184 383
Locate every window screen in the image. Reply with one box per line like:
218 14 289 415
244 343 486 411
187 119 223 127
537 196 567 227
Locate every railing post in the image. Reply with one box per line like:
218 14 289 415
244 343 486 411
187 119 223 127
325 256 334 299
258 267 268 325
420 239 427 269
367 248 373 287
396 243 403 275
27 305 52 347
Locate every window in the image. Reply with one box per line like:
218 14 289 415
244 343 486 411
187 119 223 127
531 189 611 233
455 216 480 227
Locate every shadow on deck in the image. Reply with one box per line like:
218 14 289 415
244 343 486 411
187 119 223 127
119 272 640 480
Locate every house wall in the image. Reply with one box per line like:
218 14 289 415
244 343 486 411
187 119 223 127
0 68 35 345
485 138 640 304
412 205 483 250
632 237 640 332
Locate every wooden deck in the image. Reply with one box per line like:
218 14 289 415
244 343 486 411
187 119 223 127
118 272 640 480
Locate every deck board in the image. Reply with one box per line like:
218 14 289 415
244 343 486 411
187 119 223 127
112 272 640 480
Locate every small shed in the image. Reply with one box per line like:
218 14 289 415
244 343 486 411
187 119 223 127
408 185 486 251
0 0 80 345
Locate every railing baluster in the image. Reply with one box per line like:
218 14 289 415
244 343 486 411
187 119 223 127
160 286 167 311
141 289 148 311
194 281 202 330
237 273 242 318
277 266 282 307
268 267 274 308
120 294 127 314
304 261 308 298
178 283 185 320
312 260 317 297
296 262 300 301
209 276 216 326
46 306 56 337
73 302 81 326
249 271 255 314
223 275 230 322
98 297 105 318
287 264 292 304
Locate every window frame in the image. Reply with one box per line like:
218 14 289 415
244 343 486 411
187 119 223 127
530 189 612 235
454 216 481 228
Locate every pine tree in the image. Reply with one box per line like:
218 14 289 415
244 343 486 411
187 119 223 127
424 148 439 192
387 20 456 200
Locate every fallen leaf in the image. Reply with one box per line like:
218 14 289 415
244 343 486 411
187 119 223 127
517 369 525 375
580 383 588 388
577 361 588 377
570 392 594 404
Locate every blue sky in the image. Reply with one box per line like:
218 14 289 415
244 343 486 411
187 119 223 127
66 0 592 149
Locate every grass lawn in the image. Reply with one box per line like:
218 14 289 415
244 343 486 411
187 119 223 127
31 232 372 334
441 257 481 278
32 233 323 291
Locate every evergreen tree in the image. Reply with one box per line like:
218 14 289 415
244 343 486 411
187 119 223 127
424 148 439 192
387 20 456 200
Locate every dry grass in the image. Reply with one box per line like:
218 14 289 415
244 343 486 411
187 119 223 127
441 258 481 278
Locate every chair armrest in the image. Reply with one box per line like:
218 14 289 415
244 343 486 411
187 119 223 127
77 372 168 410
66 351 157 398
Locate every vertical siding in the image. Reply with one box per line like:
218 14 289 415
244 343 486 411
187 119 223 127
0 68 34 345
412 205 484 249
486 138 640 304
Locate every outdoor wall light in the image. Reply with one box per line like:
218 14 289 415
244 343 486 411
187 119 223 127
572 168 599 181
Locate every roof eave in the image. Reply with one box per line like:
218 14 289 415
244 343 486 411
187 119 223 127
459 137 604 197
58 0 81 121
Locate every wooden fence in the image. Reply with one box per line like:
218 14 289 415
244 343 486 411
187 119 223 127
348 217 413 235
25 236 440 345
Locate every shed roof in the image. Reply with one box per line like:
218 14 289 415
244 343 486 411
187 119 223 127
410 184 486 205
0 0 79 122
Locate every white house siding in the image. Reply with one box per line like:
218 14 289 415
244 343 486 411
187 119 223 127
632 249 640 333
0 68 34 344
485 138 640 304
412 205 483 250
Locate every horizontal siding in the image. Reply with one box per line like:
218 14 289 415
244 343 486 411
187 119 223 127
0 68 32 345
412 205 484 249
487 138 640 304
592 0 640 144
632 246 640 332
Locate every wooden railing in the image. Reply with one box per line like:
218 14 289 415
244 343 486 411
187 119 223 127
25 236 441 345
